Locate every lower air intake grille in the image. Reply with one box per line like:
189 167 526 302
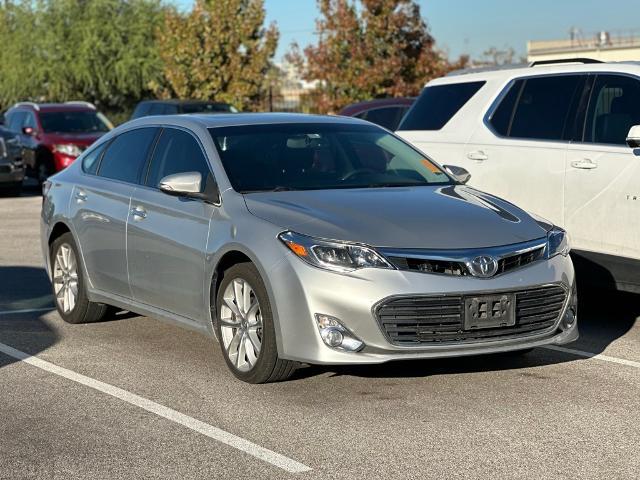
376 285 566 346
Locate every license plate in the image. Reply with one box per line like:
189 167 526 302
464 294 516 330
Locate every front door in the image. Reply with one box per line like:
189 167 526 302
127 127 214 322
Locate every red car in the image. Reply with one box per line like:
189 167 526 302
338 97 415 131
2 102 113 183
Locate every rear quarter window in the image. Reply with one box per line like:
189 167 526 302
398 81 485 131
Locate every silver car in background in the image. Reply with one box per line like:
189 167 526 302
41 113 578 383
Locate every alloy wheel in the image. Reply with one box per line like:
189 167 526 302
53 243 79 314
219 278 263 372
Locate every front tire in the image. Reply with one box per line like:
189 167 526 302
50 232 108 324
215 262 297 383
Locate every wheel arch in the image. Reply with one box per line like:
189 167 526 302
48 221 72 247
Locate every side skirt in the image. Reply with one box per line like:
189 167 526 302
88 289 214 337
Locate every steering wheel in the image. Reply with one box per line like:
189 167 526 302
340 168 376 181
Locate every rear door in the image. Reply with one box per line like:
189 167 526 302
70 127 159 298
565 73 640 263
127 127 215 322
463 74 586 226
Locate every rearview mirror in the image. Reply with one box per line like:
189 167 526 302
626 125 640 148
443 165 471 184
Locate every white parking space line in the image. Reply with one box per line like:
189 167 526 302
0 342 312 474
543 345 640 369
0 307 53 316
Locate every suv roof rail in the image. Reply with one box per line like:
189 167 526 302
13 102 40 111
528 58 603 67
65 101 96 110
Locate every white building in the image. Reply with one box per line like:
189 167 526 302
528 30 640 63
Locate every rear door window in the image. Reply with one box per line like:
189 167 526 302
499 75 583 141
145 128 212 191
398 81 485 131
583 74 640 145
98 128 159 184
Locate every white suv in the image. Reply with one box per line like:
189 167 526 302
397 59 640 293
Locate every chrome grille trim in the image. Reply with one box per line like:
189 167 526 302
380 238 547 277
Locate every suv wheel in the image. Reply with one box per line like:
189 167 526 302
50 232 108 324
215 263 297 383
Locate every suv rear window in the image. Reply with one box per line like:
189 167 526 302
398 81 485 131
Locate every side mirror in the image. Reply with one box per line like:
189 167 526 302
159 171 202 195
626 125 640 148
22 126 36 136
159 171 220 204
443 164 471 184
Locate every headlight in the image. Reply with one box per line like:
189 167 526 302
547 227 570 258
278 231 394 272
53 144 83 157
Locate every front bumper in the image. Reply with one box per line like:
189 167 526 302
268 252 577 365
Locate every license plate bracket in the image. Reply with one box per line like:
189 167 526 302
464 294 516 330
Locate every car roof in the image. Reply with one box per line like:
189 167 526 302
9 102 96 113
430 60 640 86
124 112 373 130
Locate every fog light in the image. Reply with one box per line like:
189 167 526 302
314 314 364 352
562 307 576 329
324 328 344 347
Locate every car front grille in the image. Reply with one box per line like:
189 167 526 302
386 245 545 277
375 285 566 346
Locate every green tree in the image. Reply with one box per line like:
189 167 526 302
0 0 165 122
154 0 279 111
288 0 465 113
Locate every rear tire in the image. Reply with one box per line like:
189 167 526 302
214 262 297 383
50 232 108 324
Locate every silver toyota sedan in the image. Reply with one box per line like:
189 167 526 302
40 113 578 383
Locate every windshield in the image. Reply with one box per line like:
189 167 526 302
209 123 452 193
40 111 112 134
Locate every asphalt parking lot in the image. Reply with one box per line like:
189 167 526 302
0 189 639 480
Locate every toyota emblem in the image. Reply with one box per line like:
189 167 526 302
467 255 499 278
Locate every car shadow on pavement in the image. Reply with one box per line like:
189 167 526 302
0 266 59 369
290 288 639 381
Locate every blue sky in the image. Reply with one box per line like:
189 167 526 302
175 0 638 61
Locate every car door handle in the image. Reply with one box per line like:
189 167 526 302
131 206 147 220
74 190 87 202
467 150 488 161
571 159 597 170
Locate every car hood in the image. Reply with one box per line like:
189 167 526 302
243 186 549 249
43 132 106 146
